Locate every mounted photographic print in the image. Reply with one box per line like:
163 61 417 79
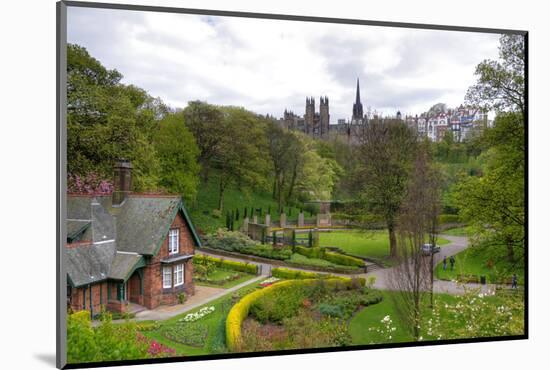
56 1 527 368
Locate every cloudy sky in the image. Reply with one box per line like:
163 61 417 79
67 6 501 124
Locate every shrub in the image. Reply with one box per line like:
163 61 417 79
178 293 186 304
206 230 293 261
272 267 335 280
225 278 365 351
323 251 365 267
318 303 344 318
193 254 258 275
136 322 161 332
295 246 325 259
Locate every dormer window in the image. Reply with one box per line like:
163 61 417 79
168 228 179 255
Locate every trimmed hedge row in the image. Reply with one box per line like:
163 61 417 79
271 267 336 280
225 277 366 351
295 246 365 268
193 254 258 275
323 251 365 267
295 246 325 259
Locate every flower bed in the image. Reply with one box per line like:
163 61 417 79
160 322 208 347
179 306 215 323
225 277 366 351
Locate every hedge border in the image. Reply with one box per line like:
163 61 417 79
193 254 258 275
225 277 366 351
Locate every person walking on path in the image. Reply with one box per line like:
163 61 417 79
512 273 518 289
443 256 447 271
449 255 456 271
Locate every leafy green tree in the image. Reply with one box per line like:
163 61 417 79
454 112 524 265
183 101 227 181
265 122 307 211
466 34 525 114
213 107 270 211
355 119 418 257
67 44 163 190
153 111 200 201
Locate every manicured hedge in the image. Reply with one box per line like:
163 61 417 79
323 251 365 268
271 267 336 280
193 254 258 275
295 246 364 269
295 246 325 259
225 277 366 351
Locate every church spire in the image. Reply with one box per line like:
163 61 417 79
352 77 364 121
355 78 361 105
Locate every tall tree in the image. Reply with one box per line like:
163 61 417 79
66 43 162 191
389 146 438 340
454 112 525 265
182 101 226 181
265 122 300 212
465 34 525 115
213 107 270 211
153 111 200 202
356 119 418 257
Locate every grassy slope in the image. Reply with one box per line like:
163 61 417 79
141 279 263 356
188 172 304 234
349 290 521 345
319 230 450 261
435 248 524 285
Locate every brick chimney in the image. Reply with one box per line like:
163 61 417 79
112 159 132 207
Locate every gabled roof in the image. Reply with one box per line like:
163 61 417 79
66 193 202 286
109 252 146 281
66 220 91 242
66 241 116 287
113 195 201 255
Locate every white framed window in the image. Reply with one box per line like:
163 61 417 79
163 266 172 288
174 264 184 287
168 228 179 255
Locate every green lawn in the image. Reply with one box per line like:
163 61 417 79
319 230 450 263
194 268 257 289
435 248 524 285
349 291 413 344
140 279 263 356
188 172 305 234
440 226 474 237
349 290 523 345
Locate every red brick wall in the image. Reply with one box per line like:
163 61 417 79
142 211 195 309
69 282 108 315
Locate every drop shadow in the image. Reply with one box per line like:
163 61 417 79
34 353 57 367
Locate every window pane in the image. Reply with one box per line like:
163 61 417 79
163 266 172 288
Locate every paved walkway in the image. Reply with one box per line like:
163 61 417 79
200 234 498 295
106 274 267 324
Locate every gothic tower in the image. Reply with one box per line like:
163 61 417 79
319 96 330 138
352 78 364 123
305 96 315 134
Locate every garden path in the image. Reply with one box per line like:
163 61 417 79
106 274 267 324
201 234 502 295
